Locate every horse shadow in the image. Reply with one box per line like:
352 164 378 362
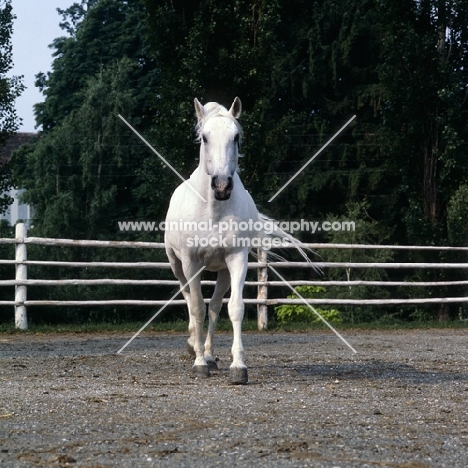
262 360 468 385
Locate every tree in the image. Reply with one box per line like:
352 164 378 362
14 58 153 240
13 0 158 239
144 0 385 223
144 0 287 209
0 0 24 214
260 0 384 228
379 0 468 244
8 0 468 324
34 0 154 131
321 201 394 323
377 0 468 320
11 54 167 324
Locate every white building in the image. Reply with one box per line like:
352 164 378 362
0 133 36 226
1 187 33 226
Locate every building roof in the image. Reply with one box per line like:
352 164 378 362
0 133 37 167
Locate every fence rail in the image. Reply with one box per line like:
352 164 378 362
1 223 468 330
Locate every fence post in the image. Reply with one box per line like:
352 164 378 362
15 223 28 330
257 248 268 330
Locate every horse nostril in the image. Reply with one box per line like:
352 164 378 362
211 176 234 194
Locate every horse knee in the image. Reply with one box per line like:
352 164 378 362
228 303 244 322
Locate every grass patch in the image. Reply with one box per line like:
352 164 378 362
0 320 188 335
272 318 468 332
1 318 468 334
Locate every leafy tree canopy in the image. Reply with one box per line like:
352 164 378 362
11 0 468 248
0 0 24 214
34 0 154 131
5 0 468 322
13 0 158 239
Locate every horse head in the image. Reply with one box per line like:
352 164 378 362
194 97 243 201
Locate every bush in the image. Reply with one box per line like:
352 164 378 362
275 286 342 324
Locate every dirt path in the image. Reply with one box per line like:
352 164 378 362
1 329 467 467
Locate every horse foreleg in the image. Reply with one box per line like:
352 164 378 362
204 268 230 371
183 266 209 377
166 249 196 356
226 251 249 384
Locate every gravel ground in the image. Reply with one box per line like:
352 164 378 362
0 328 467 467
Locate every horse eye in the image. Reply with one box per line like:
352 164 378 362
234 134 240 144
202 135 208 144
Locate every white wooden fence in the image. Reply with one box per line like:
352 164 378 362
1 223 468 330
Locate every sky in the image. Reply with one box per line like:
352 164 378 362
9 0 77 133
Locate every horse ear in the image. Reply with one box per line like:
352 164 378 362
229 97 242 119
194 98 205 120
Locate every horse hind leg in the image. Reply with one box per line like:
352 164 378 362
204 269 230 371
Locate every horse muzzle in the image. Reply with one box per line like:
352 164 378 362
211 176 233 201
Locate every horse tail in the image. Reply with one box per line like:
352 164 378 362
254 213 321 273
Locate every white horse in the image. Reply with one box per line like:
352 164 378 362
165 97 263 384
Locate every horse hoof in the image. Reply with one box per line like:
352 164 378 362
187 344 196 357
192 365 210 378
229 367 248 385
206 359 219 372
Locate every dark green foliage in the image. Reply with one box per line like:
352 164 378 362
3 0 468 325
35 0 154 131
275 286 342 324
0 0 23 137
6 1 167 324
378 0 468 242
447 185 468 247
320 201 394 323
143 0 384 217
15 59 154 240
0 220 14 322
0 0 24 214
